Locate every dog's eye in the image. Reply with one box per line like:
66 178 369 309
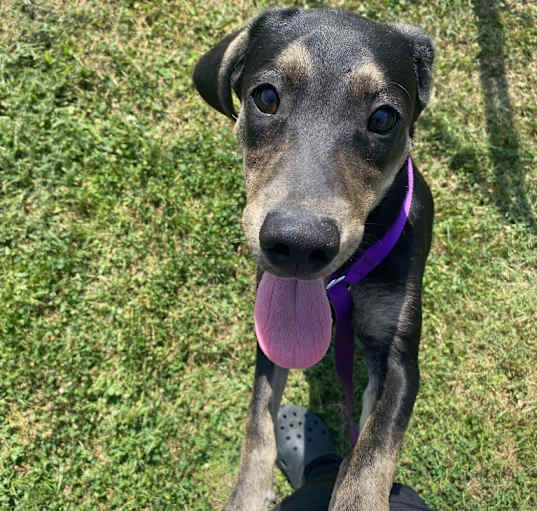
252 85 279 115
368 107 399 134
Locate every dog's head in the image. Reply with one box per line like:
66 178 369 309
194 8 434 280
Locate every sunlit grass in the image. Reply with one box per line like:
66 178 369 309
0 1 535 509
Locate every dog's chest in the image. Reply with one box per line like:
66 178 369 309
350 283 409 343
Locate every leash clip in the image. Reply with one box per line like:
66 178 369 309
326 275 347 291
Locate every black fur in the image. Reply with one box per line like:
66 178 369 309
193 8 435 511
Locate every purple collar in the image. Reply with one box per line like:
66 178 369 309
326 156 414 443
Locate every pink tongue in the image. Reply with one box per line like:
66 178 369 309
254 273 333 369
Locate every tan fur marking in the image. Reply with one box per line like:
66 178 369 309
243 146 286 202
396 281 420 334
274 42 313 84
359 376 379 432
241 147 287 257
336 149 378 218
347 61 387 96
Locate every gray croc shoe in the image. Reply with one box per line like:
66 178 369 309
276 404 341 490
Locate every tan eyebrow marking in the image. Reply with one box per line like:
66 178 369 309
347 61 387 96
274 42 313 84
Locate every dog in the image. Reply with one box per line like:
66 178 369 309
193 7 434 511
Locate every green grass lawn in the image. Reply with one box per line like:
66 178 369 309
0 0 535 509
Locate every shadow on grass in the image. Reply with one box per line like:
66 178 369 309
471 0 536 232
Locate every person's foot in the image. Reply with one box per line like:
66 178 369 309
276 404 342 490
275 405 435 511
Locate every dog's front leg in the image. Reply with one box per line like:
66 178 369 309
329 296 421 511
224 345 288 511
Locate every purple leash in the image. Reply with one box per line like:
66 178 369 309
326 156 414 444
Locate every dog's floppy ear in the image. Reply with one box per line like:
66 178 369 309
193 27 250 120
392 23 435 119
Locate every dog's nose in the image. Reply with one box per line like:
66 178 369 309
259 210 340 278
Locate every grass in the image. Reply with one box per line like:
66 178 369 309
0 0 535 509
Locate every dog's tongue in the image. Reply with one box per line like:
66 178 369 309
254 273 332 369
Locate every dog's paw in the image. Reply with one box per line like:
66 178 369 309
329 498 388 511
223 488 276 511
328 481 389 511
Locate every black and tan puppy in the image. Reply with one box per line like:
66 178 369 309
194 7 434 511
